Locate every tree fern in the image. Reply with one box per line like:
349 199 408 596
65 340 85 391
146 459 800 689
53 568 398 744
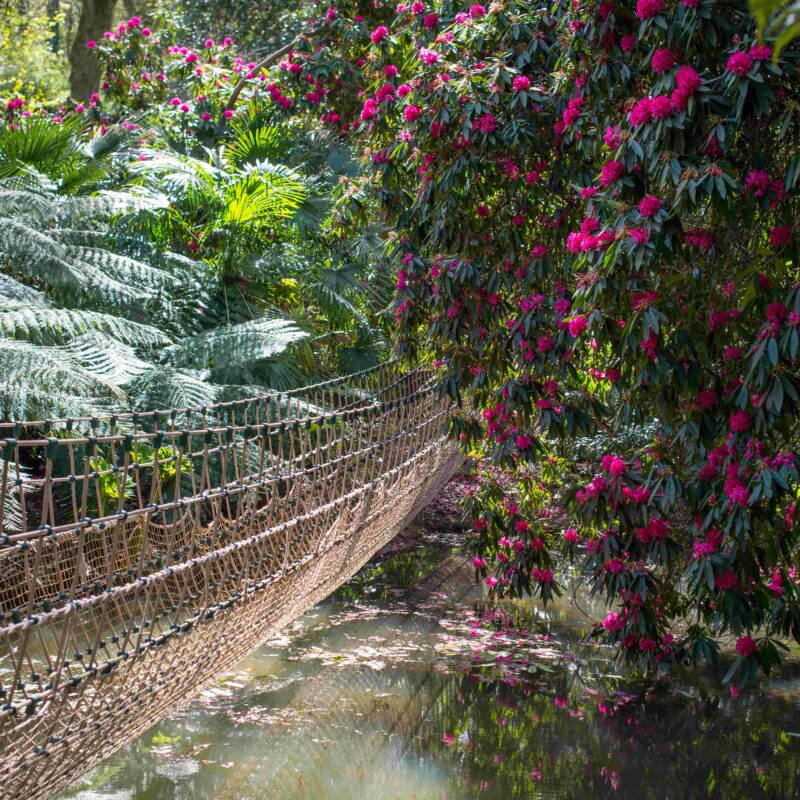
0 463 30 533
127 366 220 411
0 339 127 419
0 305 170 348
0 121 324 421
64 246 180 296
168 317 308 377
0 274 49 306
63 335 156 385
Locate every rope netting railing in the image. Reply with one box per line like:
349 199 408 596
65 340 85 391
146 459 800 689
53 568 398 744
0 361 462 800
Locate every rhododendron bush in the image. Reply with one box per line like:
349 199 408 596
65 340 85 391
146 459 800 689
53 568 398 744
307 0 800 683
7 0 799 684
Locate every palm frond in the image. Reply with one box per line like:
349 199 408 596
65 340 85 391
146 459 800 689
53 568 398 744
307 262 368 327
225 125 284 167
222 167 307 227
60 128 130 194
0 117 82 180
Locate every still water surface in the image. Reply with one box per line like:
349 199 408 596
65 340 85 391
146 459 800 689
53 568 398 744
60 534 800 800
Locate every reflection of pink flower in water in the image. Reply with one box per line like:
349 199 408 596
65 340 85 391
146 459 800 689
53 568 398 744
530 769 542 780
443 732 454 746
600 765 621 790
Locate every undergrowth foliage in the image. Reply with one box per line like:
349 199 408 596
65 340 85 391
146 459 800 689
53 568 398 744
0 164 308 418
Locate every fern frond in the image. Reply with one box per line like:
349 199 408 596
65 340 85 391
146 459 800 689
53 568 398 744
168 318 308 373
1 463 31 533
0 305 171 348
0 339 127 419
0 219 159 310
128 151 221 207
0 274 50 306
0 172 58 194
0 189 57 221
127 366 219 411
249 357 310 391
63 334 154 385
65 246 180 294
57 190 169 224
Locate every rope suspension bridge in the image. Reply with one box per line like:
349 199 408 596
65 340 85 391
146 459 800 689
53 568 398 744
0 362 462 800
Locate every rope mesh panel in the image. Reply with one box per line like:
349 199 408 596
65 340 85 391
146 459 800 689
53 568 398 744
0 362 462 800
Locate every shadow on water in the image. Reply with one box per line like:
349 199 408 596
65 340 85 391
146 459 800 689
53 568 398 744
59 532 800 800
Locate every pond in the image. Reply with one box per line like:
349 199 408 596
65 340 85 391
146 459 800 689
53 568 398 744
59 488 800 800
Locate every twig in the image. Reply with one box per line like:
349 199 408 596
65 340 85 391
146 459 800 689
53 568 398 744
220 21 332 123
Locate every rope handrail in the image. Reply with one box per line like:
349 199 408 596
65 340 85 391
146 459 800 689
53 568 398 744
0 366 430 452
0 407 450 624
0 359 406 433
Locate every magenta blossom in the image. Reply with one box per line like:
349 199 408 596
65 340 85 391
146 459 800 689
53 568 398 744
651 48 675 72
370 25 389 43
568 316 589 336
513 75 531 91
770 225 791 249
638 195 662 217
599 159 624 187
735 636 757 657
636 0 664 19
726 51 753 77
729 410 751 433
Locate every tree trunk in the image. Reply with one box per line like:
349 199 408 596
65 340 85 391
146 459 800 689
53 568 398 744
46 0 61 54
68 0 116 101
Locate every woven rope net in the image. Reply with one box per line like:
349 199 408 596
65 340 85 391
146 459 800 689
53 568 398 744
0 361 462 799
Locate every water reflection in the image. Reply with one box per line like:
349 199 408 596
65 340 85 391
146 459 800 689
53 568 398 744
60 540 800 800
